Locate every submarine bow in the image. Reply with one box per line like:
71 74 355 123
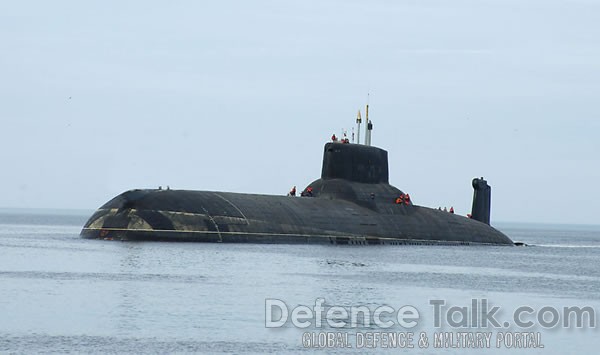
81 143 513 245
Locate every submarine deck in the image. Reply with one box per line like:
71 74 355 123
81 189 513 245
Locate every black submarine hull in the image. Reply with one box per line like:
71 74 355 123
81 188 512 245
81 143 513 245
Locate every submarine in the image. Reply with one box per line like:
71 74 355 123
80 129 514 246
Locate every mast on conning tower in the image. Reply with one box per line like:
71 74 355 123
365 104 373 146
356 110 362 144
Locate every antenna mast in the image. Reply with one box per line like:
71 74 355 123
364 93 373 146
365 103 373 146
356 110 362 144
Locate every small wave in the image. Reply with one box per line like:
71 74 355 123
533 244 600 248
0 270 207 283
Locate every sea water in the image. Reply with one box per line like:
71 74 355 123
0 211 599 353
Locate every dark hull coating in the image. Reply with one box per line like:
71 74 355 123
81 187 513 245
81 143 513 245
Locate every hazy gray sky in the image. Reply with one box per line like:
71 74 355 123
1 0 598 224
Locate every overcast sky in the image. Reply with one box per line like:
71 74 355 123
1 0 598 225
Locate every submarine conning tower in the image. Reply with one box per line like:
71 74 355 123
321 142 389 183
306 142 404 206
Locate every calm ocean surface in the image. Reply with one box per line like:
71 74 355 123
1 211 599 354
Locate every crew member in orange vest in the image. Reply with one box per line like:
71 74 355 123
404 193 411 205
395 194 404 204
449 206 454 214
301 186 313 197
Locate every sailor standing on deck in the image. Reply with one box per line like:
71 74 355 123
301 186 313 197
288 186 296 197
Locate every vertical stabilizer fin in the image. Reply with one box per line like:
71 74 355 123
471 177 491 225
